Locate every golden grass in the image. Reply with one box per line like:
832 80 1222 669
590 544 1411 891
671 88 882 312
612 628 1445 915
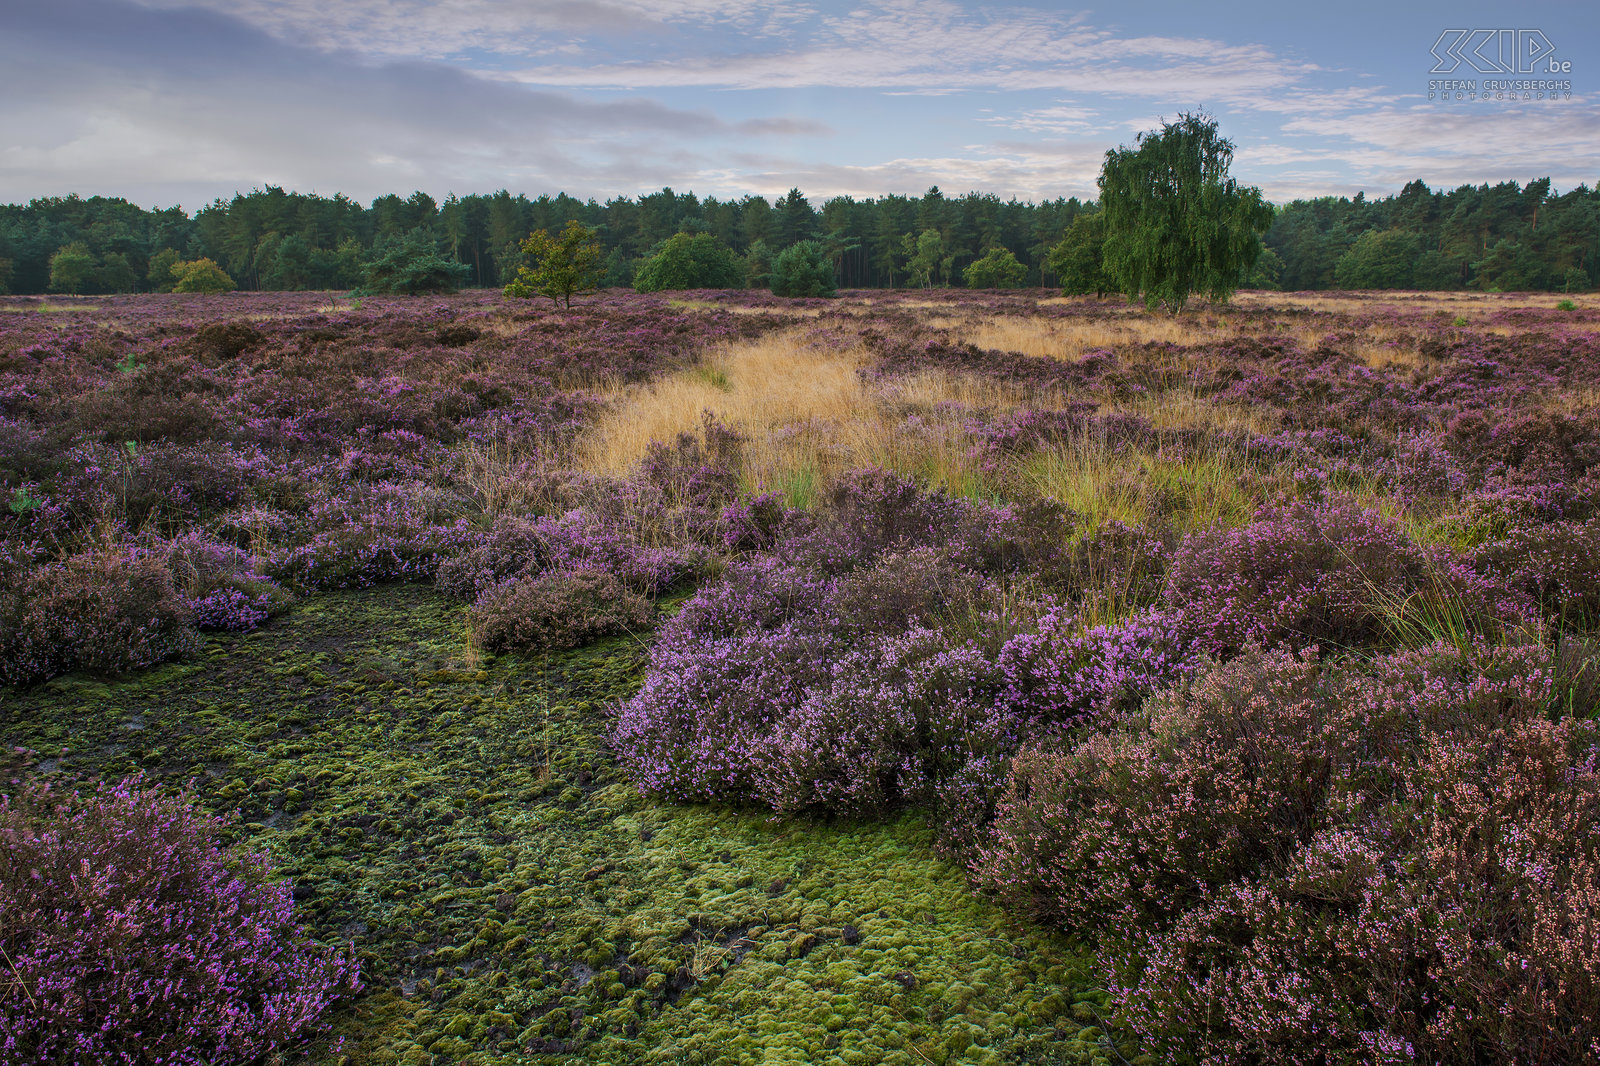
965 314 1232 359
575 330 1045 504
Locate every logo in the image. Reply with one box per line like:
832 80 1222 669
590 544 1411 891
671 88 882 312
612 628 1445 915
1430 29 1570 74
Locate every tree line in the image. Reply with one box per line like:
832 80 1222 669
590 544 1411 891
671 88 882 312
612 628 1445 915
1 176 1595 296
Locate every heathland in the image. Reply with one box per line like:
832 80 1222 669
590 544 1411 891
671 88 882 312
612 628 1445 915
4 287 1600 1065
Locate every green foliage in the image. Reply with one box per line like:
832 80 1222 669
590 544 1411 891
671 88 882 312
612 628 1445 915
1099 112 1274 312
0 256 12 295
1558 299 1578 311
170 258 236 294
743 238 773 289
360 229 470 295
903 229 945 289
1333 228 1421 289
1243 244 1284 289
146 248 182 293
1473 238 1545 292
47 242 96 294
1565 267 1590 294
962 246 1027 289
768 240 835 298
504 220 605 308
632 231 745 292
1048 213 1112 296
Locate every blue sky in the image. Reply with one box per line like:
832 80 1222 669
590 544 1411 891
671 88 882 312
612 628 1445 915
1 0 1595 209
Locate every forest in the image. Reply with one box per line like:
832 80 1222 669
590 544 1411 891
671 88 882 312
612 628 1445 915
2 176 1596 297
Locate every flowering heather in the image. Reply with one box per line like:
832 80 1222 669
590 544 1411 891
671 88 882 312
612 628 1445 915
0 775 359 1064
469 567 653 652
0 549 199 686
1165 496 1533 653
978 639 1597 1062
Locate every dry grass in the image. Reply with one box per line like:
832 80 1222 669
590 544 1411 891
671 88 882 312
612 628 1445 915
1014 434 1260 535
575 330 1041 503
965 314 1232 360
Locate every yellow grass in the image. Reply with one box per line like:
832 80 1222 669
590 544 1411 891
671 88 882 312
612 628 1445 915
965 314 1231 359
576 330 1044 503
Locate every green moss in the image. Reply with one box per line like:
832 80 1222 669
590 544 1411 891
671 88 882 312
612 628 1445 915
1 585 1118 1065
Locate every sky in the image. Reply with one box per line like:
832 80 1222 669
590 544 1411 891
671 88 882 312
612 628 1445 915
1 0 1596 210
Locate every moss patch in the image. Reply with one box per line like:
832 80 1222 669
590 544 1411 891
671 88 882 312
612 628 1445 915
1 585 1117 1065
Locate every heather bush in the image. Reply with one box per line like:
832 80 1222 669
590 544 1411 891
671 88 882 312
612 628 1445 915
434 516 548 600
0 550 199 686
0 776 359 1064
1479 516 1600 623
827 546 987 638
755 628 1008 814
161 531 292 631
979 639 1600 1064
789 467 988 573
469 567 653 652
1166 497 1530 654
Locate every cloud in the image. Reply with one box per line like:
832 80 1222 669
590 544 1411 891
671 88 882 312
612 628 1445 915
0 0 825 206
125 0 819 58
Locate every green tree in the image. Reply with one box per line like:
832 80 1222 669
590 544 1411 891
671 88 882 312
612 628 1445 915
96 252 139 293
1333 229 1420 289
1048 213 1112 296
171 257 237 293
743 239 773 289
963 246 1028 288
1565 266 1591 293
504 220 604 308
633 231 745 292
147 248 183 293
1472 238 1545 292
769 240 835 297
1242 245 1284 290
0 257 13 296
48 242 96 294
1099 112 1274 311
362 230 471 295
903 229 945 289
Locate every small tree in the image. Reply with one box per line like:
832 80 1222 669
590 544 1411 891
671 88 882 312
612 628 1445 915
633 231 745 292
504 220 605 308
1099 112 1274 312
147 248 183 293
361 230 470 295
963 246 1028 289
170 258 237 294
769 240 835 298
47 242 96 294
1333 229 1420 289
903 229 945 289
1048 213 1112 296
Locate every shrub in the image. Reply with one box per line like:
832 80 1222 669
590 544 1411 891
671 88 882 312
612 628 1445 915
170 258 236 294
435 517 548 601
962 247 1028 289
632 232 745 292
162 532 292 631
469 567 652 652
827 546 986 638
0 776 359 1063
1166 497 1529 653
978 640 1600 1064
769 240 835 298
0 550 199 686
1479 517 1600 623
